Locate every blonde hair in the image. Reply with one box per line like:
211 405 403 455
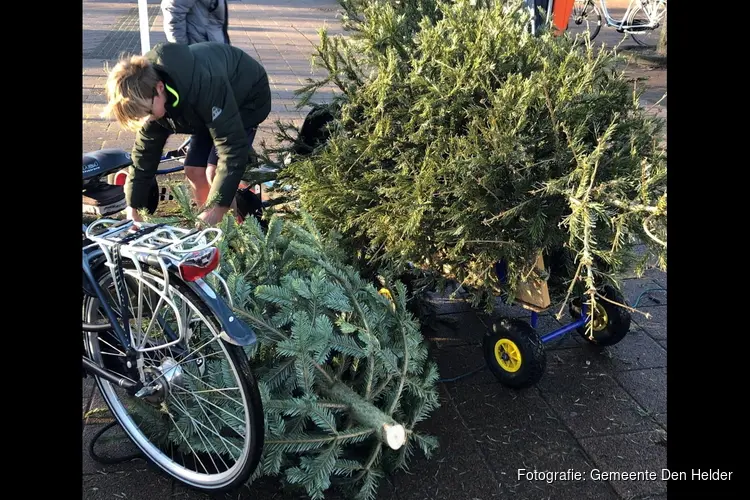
101 54 161 131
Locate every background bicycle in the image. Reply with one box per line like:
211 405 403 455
567 0 667 47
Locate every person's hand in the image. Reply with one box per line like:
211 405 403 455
197 206 229 227
126 206 144 222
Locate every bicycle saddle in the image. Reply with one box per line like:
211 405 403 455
83 149 133 182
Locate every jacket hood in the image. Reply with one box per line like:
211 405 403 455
146 43 196 109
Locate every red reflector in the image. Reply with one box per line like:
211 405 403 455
114 170 128 186
178 247 220 282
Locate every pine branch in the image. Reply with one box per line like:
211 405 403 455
265 428 375 448
233 308 335 385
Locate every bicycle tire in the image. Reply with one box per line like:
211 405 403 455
569 0 602 43
82 260 265 494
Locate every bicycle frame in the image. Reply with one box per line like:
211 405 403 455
82 244 142 391
82 218 258 394
157 136 190 174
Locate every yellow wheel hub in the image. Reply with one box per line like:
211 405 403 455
378 288 393 302
378 288 396 311
590 302 609 331
494 338 522 373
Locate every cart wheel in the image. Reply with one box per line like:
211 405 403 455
483 318 546 389
569 285 631 346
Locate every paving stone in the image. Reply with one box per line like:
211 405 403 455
632 306 667 341
654 412 667 431
171 474 398 499
643 268 667 289
615 368 667 431
446 383 596 488
430 342 498 386
578 429 668 498
496 476 620 500
537 367 660 439
622 278 667 308
82 423 148 476
391 385 503 500
546 328 666 372
82 461 173 499
83 378 95 403
603 328 666 370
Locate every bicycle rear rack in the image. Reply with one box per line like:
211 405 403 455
84 218 222 257
83 219 233 354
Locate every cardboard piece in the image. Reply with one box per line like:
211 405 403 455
513 253 551 312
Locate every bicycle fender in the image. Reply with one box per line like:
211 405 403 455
186 279 258 347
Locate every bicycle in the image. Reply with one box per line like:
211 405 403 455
567 0 667 47
82 217 265 493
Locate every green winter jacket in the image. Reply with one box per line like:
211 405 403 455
126 42 272 210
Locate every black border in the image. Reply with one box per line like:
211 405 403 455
21 1 84 498
62 0 740 498
667 0 739 497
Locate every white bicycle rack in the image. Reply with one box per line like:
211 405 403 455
84 219 233 355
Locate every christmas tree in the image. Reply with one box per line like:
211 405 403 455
261 0 667 313
135 191 441 500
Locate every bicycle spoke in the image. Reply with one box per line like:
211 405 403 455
172 380 245 425
175 371 246 414
171 350 228 373
169 393 240 464
177 387 241 395
97 336 127 357
173 393 238 465
167 396 226 471
175 335 224 366
164 409 211 475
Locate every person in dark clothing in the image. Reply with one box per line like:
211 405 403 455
101 42 272 226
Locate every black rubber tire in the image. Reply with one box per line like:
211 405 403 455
483 318 546 389
569 285 632 346
82 260 265 494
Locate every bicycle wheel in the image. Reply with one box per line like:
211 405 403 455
82 260 264 493
626 0 666 47
567 0 602 43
